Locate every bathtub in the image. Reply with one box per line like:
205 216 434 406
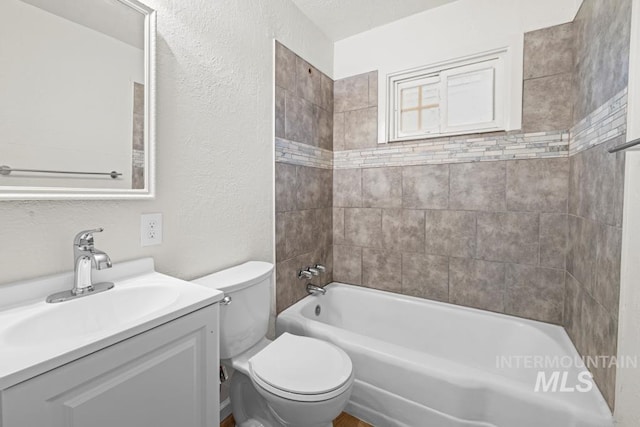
276 283 613 427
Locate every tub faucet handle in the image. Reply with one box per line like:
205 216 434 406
314 264 326 273
307 267 320 276
298 269 313 280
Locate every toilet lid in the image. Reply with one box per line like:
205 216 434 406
248 333 352 397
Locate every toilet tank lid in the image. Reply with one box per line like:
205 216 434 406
192 261 274 293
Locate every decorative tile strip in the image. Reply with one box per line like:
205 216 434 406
275 138 333 169
570 88 628 156
333 131 569 169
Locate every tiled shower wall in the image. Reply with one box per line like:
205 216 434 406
563 0 632 408
331 23 575 324
274 42 333 313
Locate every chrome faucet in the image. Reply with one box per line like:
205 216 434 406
46 228 115 303
306 284 326 296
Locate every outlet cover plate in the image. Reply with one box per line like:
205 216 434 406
141 213 162 246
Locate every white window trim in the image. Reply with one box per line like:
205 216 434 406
386 48 508 143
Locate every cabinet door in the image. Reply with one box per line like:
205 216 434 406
2 305 219 427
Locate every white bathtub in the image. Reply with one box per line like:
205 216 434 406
276 283 613 427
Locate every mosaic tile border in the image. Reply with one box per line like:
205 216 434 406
333 131 569 169
275 138 333 169
569 88 628 155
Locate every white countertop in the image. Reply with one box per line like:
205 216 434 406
0 258 223 389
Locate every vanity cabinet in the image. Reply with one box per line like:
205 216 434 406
0 305 219 427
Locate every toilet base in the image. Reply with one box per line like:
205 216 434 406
229 372 348 427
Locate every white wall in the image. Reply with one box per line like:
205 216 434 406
0 0 332 284
615 151 640 426
615 0 640 423
333 0 580 142
0 0 144 189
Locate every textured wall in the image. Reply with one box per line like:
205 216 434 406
563 0 632 410
274 43 334 312
0 1 333 286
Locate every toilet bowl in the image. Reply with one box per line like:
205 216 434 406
193 261 354 427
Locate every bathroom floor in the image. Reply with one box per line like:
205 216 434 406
220 413 373 427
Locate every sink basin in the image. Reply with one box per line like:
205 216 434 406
3 284 180 347
0 258 223 390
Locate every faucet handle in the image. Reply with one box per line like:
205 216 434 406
314 264 326 273
73 228 104 248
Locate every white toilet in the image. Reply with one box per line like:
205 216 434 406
193 261 354 427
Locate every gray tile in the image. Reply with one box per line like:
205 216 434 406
540 213 568 269
425 210 476 258
522 73 573 132
275 163 296 212
368 71 378 107
296 56 321 105
567 215 597 294
505 264 564 324
276 253 312 313
506 158 569 213
334 73 369 112
275 87 286 138
401 253 448 302
581 292 618 408
476 212 539 265
344 107 377 149
295 166 332 210
569 144 621 226
315 207 333 250
333 208 345 245
344 208 382 248
313 106 333 151
362 167 402 208
320 73 334 113
402 164 449 209
564 273 583 350
283 210 315 259
449 258 505 312
450 162 506 211
275 212 286 262
523 22 574 80
334 169 362 207
594 224 622 315
275 42 296 91
333 112 345 151
573 0 632 121
382 209 425 253
285 92 313 145
362 248 402 293
333 245 362 285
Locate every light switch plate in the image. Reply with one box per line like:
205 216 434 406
141 213 162 246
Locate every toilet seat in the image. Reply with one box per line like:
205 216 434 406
248 333 353 402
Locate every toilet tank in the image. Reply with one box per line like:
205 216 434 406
192 261 273 359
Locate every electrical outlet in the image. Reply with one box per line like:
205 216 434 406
141 213 162 246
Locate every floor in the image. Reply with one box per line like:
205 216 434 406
221 412 373 427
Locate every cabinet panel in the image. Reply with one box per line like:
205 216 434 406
1 305 219 427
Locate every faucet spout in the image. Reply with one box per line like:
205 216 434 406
91 250 112 270
306 284 326 296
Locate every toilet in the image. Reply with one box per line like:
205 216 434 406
193 261 354 427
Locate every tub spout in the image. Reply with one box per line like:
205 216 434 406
306 284 326 296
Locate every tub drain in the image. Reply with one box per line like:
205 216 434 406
315 305 321 316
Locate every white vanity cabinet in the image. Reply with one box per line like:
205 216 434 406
0 304 219 427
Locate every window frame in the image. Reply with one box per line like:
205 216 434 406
387 48 507 143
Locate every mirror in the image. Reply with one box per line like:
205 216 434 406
0 0 155 199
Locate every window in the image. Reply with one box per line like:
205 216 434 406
388 50 506 141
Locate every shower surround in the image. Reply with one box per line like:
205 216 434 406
274 0 630 409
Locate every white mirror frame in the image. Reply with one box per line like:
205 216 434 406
0 0 156 200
